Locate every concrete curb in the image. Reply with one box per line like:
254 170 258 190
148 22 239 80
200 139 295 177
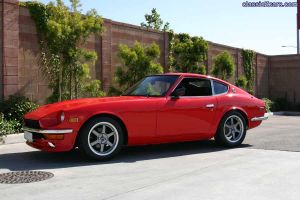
0 133 25 145
273 111 300 116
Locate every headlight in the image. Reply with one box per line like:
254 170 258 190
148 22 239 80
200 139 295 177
60 112 65 122
39 111 66 128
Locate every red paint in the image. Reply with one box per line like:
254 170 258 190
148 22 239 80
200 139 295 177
24 73 266 152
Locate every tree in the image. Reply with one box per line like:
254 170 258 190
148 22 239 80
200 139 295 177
236 75 248 90
141 8 170 31
242 49 255 93
23 0 105 102
171 33 208 74
110 42 163 95
212 51 235 80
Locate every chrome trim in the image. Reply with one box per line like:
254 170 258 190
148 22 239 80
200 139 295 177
48 142 56 148
211 80 229 96
251 113 269 122
206 104 215 108
169 77 213 98
210 79 215 95
23 127 73 134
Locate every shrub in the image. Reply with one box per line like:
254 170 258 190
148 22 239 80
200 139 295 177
22 0 105 102
212 51 235 80
171 33 208 74
81 80 106 98
272 98 291 111
110 42 163 95
0 95 39 132
296 103 300 111
236 76 248 90
262 98 273 113
0 113 21 137
242 49 255 92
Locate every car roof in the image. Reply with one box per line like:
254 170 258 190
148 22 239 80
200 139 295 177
163 73 229 85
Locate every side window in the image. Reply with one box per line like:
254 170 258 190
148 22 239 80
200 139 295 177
213 81 228 95
175 78 212 96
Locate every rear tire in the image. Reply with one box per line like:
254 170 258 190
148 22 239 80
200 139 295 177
78 117 124 161
214 111 247 147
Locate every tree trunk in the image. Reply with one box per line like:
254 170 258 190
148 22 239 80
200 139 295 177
69 69 73 99
75 68 78 99
58 65 62 101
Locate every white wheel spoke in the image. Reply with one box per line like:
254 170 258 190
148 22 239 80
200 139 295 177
225 124 231 128
106 141 113 147
100 144 105 152
92 130 101 137
232 131 236 140
102 125 106 134
90 140 99 147
231 118 234 125
225 131 231 137
106 132 115 138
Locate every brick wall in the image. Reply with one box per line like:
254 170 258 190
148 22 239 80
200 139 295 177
255 54 270 98
269 55 300 104
208 42 245 84
207 41 270 98
101 20 168 91
1 0 19 100
1 0 300 104
0 1 3 100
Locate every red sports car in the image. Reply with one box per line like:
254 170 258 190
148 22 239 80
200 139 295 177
23 73 268 160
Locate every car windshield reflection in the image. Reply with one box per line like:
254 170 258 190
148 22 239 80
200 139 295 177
123 75 179 97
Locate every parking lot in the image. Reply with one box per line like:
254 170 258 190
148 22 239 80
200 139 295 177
1 115 300 200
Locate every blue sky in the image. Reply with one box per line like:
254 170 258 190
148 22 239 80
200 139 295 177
36 0 298 55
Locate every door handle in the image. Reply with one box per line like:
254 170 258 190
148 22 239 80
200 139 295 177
206 104 215 109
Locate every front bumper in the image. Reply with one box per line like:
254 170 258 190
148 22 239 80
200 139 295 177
251 113 269 122
23 127 76 152
23 127 73 134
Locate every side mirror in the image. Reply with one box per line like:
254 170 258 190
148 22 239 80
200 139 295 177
171 87 186 99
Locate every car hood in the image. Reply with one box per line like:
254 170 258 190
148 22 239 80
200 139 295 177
24 96 145 120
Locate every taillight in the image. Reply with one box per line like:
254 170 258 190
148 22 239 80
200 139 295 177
259 106 265 111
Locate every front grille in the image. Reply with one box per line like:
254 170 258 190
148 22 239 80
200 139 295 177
32 132 44 140
24 119 41 129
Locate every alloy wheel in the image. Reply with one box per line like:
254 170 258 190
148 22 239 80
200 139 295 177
87 122 119 156
223 115 244 143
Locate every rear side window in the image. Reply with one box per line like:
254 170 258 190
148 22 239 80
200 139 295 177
175 78 212 96
213 81 228 95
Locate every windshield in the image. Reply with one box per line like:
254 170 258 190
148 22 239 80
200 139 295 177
123 75 179 97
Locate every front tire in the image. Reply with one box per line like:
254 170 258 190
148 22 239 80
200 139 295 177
214 111 247 147
78 117 124 160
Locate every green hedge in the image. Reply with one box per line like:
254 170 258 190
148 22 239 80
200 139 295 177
0 95 39 135
0 113 21 137
262 98 273 113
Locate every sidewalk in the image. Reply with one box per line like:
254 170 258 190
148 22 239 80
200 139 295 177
0 133 25 145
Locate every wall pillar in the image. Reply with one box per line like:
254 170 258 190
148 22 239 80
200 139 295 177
101 19 112 92
1 0 19 100
163 32 169 72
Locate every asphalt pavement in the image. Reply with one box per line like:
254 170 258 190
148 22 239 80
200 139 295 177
0 115 300 200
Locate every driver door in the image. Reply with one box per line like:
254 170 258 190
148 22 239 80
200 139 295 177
157 77 217 136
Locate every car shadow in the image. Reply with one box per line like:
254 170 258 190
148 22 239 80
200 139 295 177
0 140 252 171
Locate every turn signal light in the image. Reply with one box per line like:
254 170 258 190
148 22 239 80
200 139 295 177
44 134 64 140
69 117 79 123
